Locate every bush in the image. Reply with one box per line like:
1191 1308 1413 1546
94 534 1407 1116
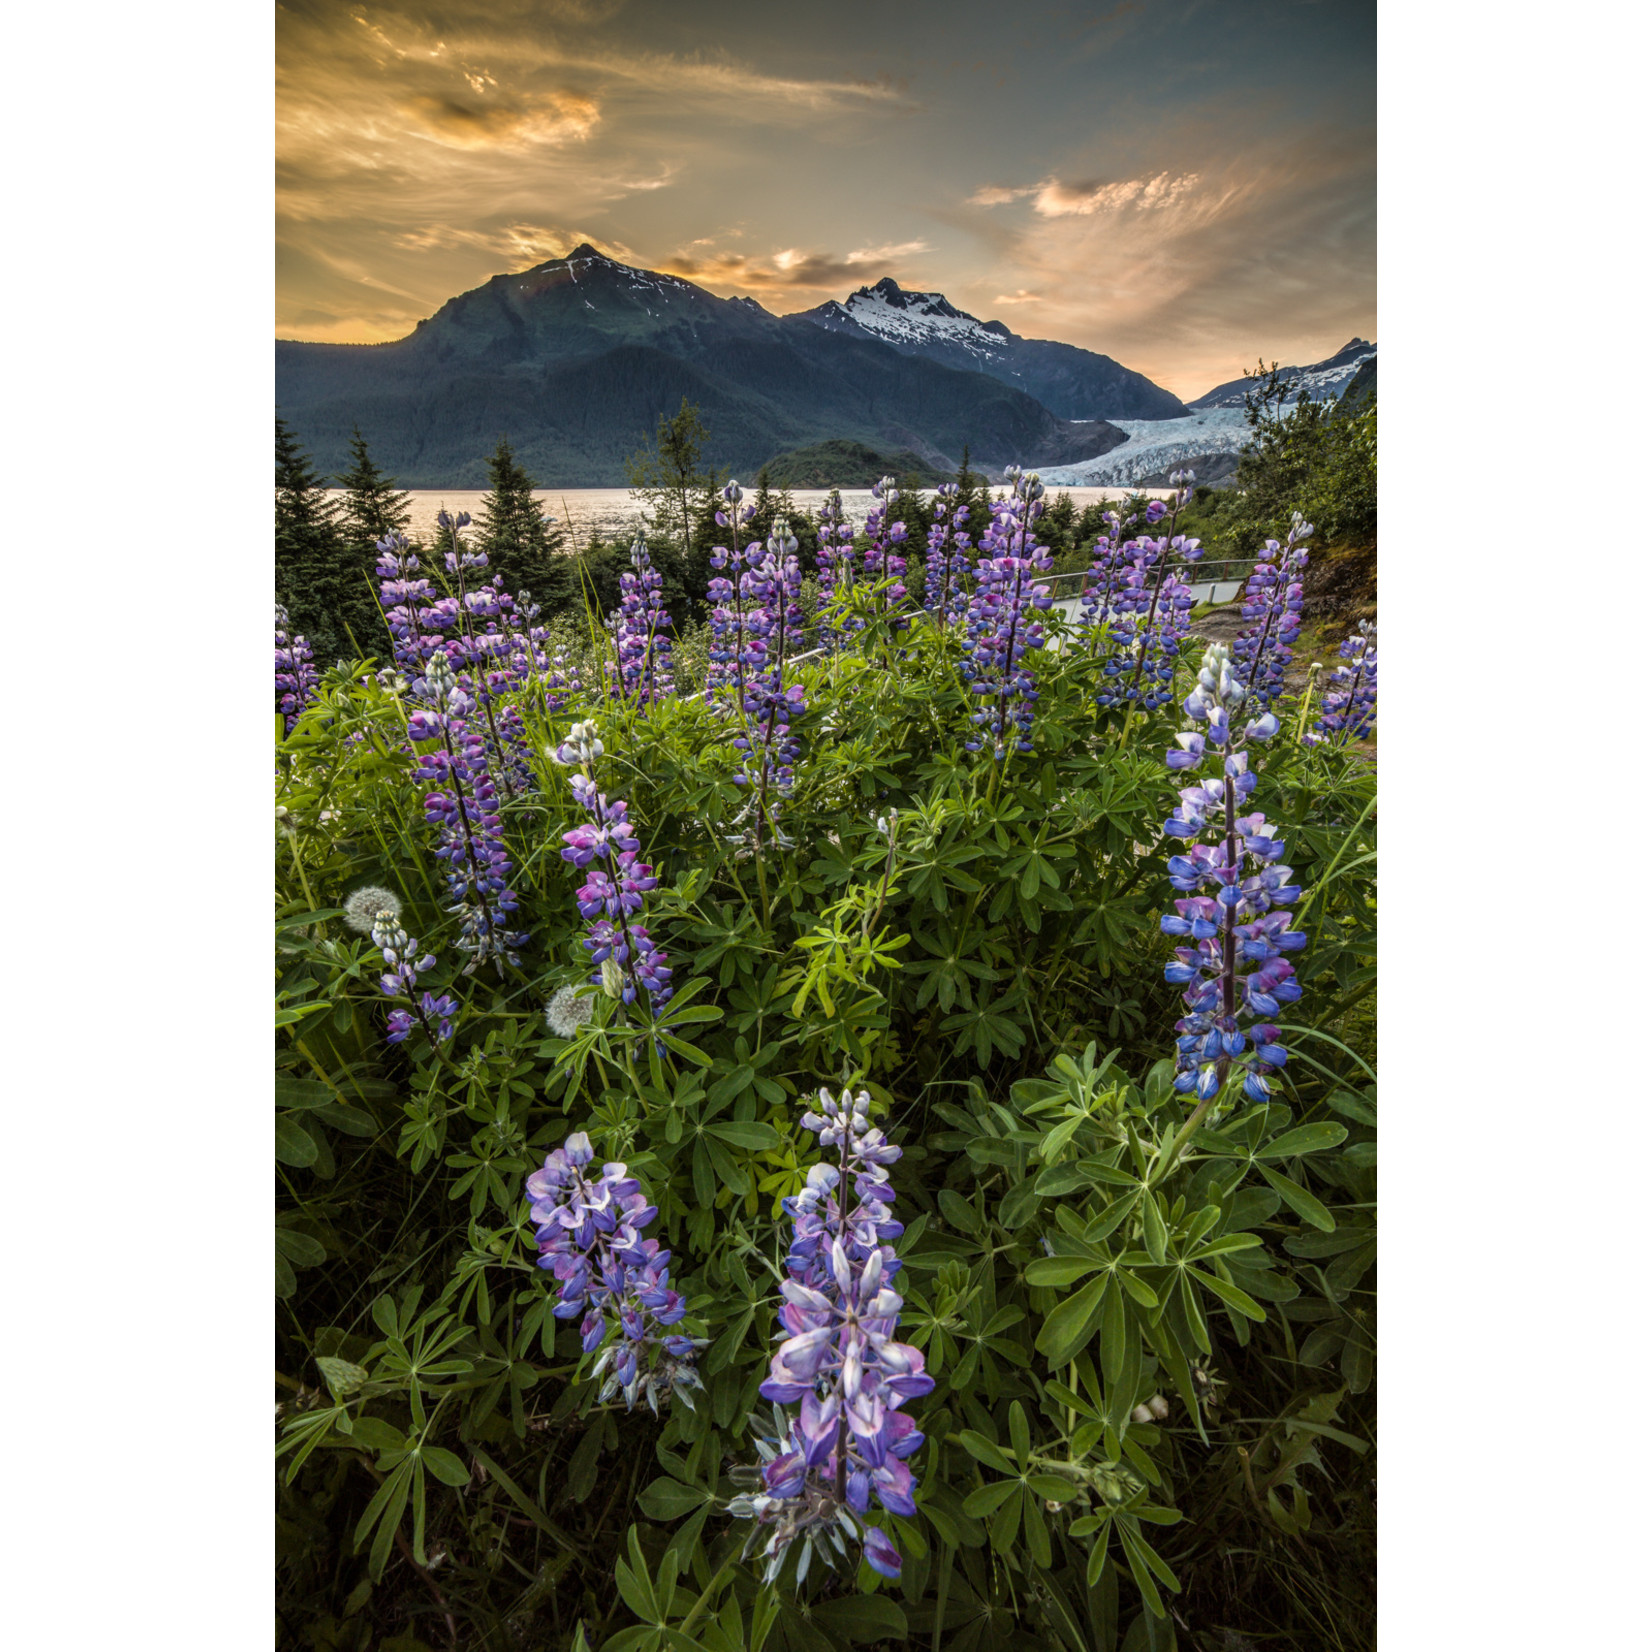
275 496 1376 1651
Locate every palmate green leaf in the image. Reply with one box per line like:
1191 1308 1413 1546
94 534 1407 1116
419 1445 470 1486
614 1526 660 1624
638 1475 706 1521
1256 1163 1336 1232
1084 1512 1115 1587
659 1033 713 1068
1189 1268 1267 1322
937 1189 983 1236
1025 1256 1104 1288
1255 1123 1349 1161
1008 1400 1031 1467
275 1116 319 1167
961 1480 1017 1517
1141 1193 1168 1265
704 1121 780 1151
1036 1273 1109 1366
810 1595 907 1644
1099 1278 1127 1384
1023 1488 1052 1568
275 1228 325 1268
275 1077 336 1109
956 1430 1014 1476
355 1457 413 1580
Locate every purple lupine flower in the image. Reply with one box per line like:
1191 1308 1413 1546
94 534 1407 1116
705 481 763 709
1159 642 1306 1106
1232 516 1311 711
1089 472 1203 713
430 514 535 794
814 488 862 643
731 526 807 846
609 535 675 705
551 728 674 1016
922 483 974 623
730 1087 932 1587
1094 535 1201 713
374 533 454 679
958 468 1054 759
275 605 319 733
1311 619 1377 745
525 1131 701 1413
408 651 528 974
861 476 910 629
370 909 452 1048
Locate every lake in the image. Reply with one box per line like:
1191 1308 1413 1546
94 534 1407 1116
324 485 1177 550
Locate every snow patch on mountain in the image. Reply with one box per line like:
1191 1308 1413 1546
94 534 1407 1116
1189 339 1376 410
1040 409 1252 487
826 278 1011 366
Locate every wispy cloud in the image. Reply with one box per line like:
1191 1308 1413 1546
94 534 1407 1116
970 172 1202 217
661 240 928 294
398 89 601 150
1032 171 1201 217
994 290 1042 304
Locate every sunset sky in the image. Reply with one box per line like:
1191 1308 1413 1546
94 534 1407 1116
276 0 1375 402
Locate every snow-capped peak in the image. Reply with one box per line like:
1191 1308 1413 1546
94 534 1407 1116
834 278 1008 364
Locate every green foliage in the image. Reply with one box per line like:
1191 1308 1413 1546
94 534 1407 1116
276 416 380 667
758 439 949 489
336 427 413 552
627 399 716 574
475 436 568 597
275 593 1375 1649
1194 366 1378 557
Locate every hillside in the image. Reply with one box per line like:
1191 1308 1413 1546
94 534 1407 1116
275 247 1130 487
757 439 950 488
794 277 1187 420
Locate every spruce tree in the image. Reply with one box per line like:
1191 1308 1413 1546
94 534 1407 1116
474 436 565 600
333 428 411 657
337 427 412 548
275 416 355 667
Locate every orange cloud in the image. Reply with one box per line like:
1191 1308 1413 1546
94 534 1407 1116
400 90 600 149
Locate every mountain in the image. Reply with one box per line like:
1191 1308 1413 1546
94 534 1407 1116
1340 355 1376 410
794 278 1188 421
275 246 1130 488
1188 338 1377 410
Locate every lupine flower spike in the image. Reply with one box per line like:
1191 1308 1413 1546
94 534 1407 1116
552 721 674 1016
1233 515 1311 711
815 488 861 643
1311 619 1376 745
731 1087 932 1585
526 1132 701 1413
706 481 762 709
959 467 1054 758
611 535 675 705
407 652 528 973
732 526 807 848
1160 642 1306 1107
371 909 457 1047
1103 471 1203 715
275 605 319 732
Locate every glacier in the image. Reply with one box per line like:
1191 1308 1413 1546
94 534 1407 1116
1039 409 1252 487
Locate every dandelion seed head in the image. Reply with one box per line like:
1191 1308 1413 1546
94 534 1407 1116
344 885 402 935
544 985 594 1039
